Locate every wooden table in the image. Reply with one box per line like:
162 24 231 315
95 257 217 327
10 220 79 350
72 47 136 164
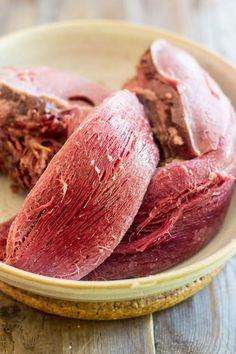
0 1 235 353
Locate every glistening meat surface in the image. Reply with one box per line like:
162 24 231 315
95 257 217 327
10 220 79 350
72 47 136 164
0 67 110 191
0 41 235 281
85 40 236 280
5 90 159 279
85 147 234 280
0 67 111 106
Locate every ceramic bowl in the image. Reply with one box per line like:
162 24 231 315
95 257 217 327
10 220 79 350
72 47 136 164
0 20 235 320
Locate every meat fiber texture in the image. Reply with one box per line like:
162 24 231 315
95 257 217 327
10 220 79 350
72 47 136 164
85 40 236 280
5 90 159 280
0 67 111 106
0 67 110 191
0 218 14 261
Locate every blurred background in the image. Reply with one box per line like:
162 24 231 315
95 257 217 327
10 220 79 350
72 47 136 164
0 0 235 63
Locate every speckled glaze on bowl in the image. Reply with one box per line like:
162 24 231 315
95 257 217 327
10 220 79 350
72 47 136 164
0 20 235 320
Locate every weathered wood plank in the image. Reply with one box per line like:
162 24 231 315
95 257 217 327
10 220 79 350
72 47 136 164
0 292 154 354
0 0 235 64
172 0 236 63
123 0 236 64
153 256 236 354
0 0 37 35
124 0 184 32
48 0 125 21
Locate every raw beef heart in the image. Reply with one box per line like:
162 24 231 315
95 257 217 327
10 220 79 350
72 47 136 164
85 41 236 280
5 90 159 279
0 67 110 191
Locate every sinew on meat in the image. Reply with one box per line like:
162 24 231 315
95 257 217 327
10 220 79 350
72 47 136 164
5 90 159 279
0 67 110 191
85 40 236 280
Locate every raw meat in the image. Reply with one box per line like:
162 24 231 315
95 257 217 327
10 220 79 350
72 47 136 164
86 147 234 280
0 218 13 261
0 67 111 106
5 90 159 279
125 40 232 160
85 41 236 280
1 42 235 281
0 67 110 191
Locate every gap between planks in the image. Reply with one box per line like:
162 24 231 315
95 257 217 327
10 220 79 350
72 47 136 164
0 292 156 354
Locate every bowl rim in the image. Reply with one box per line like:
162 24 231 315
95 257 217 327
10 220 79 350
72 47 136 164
0 19 236 290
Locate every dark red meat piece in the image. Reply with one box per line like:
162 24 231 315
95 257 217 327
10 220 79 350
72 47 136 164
125 40 232 160
86 146 234 280
0 67 110 191
86 41 236 280
149 40 230 157
0 67 111 107
66 106 92 136
5 90 159 279
0 218 13 261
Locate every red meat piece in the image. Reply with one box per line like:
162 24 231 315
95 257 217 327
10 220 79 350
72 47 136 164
0 218 13 261
125 40 232 160
0 67 110 191
86 146 234 280
0 67 111 106
85 41 236 280
5 90 159 279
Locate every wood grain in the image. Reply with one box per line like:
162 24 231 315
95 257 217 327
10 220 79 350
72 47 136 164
153 257 236 354
0 291 155 354
0 0 235 353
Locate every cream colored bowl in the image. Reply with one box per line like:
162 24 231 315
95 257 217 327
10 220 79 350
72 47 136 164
0 20 235 319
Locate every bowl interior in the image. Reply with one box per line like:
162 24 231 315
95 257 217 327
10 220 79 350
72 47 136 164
0 21 235 301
